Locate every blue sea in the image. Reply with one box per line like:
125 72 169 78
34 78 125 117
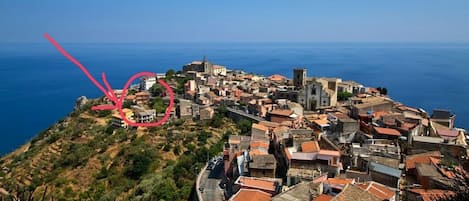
1 42 469 155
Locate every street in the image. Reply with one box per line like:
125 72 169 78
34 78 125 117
199 159 225 201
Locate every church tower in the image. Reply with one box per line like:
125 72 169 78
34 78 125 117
293 68 307 89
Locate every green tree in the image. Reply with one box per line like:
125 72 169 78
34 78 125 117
154 178 179 200
337 91 353 101
211 113 224 128
376 87 388 95
152 97 166 113
381 87 388 95
197 131 212 144
173 144 181 155
122 100 133 109
149 83 164 97
128 89 137 95
216 105 229 117
175 77 191 94
124 153 152 180
165 69 175 80
105 125 114 135
436 177 469 201
237 119 252 135
95 110 112 117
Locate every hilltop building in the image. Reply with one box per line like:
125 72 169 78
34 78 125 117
182 57 226 76
140 76 156 91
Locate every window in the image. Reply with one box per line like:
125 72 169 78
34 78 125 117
311 87 316 95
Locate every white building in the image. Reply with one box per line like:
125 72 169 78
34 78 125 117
338 80 365 95
213 65 227 76
185 80 197 92
140 76 157 91
197 85 211 95
156 73 166 79
136 110 156 123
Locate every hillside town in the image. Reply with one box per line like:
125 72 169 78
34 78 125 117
111 57 468 201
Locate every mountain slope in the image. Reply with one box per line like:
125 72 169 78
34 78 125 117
0 99 238 200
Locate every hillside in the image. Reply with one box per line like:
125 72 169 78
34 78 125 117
0 98 239 200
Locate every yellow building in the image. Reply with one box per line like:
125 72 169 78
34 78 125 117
111 109 134 128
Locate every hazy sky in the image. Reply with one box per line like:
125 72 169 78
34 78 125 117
1 1 469 43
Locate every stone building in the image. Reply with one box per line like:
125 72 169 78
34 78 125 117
299 78 340 111
293 68 307 89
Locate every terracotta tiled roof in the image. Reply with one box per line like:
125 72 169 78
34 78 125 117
230 189 271 201
249 149 268 157
324 178 354 186
374 127 401 136
236 176 278 192
405 151 441 170
301 141 320 153
135 91 150 96
331 184 381 201
373 111 388 119
313 194 333 201
250 141 269 149
438 165 456 179
125 95 136 100
356 182 395 200
318 150 341 157
273 126 289 137
436 128 459 138
252 123 269 132
270 109 293 117
313 119 330 127
407 189 455 201
402 122 417 130
429 157 440 166
268 74 287 81
259 121 281 128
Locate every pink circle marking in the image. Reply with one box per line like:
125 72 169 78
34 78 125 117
44 33 174 127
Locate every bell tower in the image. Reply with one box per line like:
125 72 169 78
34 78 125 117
293 68 307 89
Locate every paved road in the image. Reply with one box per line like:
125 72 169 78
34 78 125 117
199 161 225 201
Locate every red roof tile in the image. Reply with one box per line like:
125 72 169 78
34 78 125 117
250 141 269 149
313 194 333 201
324 178 354 186
318 150 341 157
408 189 455 201
436 128 459 138
374 127 401 136
236 177 277 192
268 74 287 81
252 123 269 132
356 182 395 200
301 141 320 153
373 111 388 119
230 189 271 201
270 109 293 117
405 151 441 170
